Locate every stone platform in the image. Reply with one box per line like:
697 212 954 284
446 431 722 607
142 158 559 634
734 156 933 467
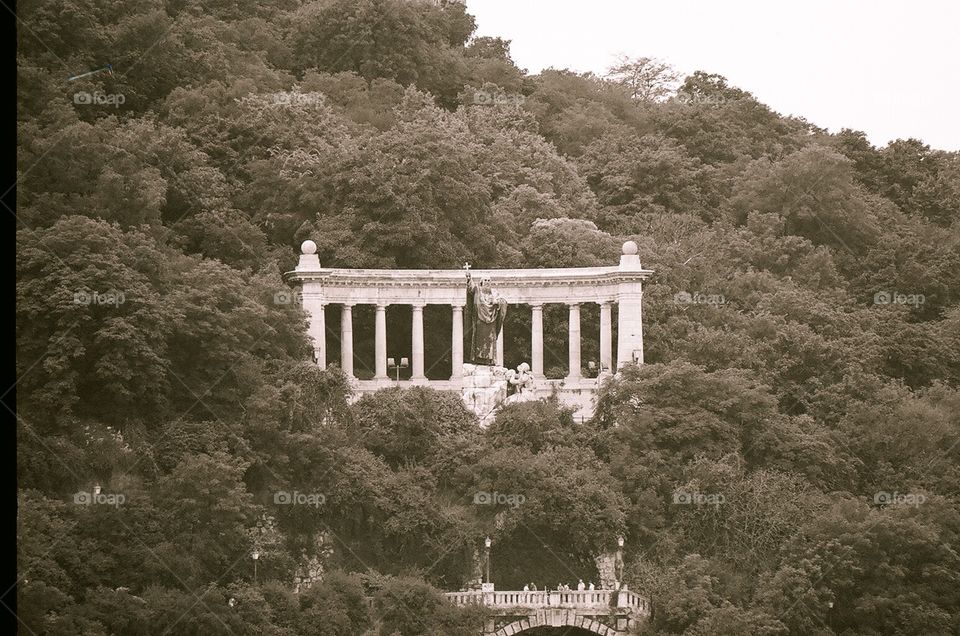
349 372 608 424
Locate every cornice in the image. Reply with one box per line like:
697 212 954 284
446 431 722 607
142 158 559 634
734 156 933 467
284 266 653 288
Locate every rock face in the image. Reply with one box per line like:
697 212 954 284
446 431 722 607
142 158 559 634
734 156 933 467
461 363 509 427
594 552 618 589
291 532 331 593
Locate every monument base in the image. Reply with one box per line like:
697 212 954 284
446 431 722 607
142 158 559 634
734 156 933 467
345 372 603 424
461 363 509 428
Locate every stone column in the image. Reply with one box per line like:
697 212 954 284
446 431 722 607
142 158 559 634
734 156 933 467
599 301 612 373
617 241 645 367
296 240 325 367
340 304 354 377
567 303 581 381
495 322 504 367
411 303 426 383
374 304 388 380
451 305 464 379
530 304 544 378
313 303 327 369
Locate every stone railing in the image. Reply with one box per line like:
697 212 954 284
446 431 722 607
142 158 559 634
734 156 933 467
445 589 649 614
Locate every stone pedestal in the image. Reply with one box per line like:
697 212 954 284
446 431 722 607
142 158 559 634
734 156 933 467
462 363 509 427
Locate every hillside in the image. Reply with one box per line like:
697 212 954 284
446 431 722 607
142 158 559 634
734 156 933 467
15 1 960 634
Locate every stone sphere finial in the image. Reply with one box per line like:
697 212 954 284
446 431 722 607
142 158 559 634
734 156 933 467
622 240 638 255
301 240 317 255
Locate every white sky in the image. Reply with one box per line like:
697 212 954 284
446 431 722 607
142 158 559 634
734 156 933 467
468 0 960 150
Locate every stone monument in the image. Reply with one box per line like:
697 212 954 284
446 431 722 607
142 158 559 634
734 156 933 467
283 240 653 422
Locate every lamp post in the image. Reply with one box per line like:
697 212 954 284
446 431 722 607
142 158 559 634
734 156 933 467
251 550 260 583
387 357 409 382
484 536 491 585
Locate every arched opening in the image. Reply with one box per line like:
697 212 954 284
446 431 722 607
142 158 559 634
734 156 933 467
494 622 614 636
521 628 605 635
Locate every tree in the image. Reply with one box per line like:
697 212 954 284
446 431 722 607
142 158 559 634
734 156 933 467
520 218 619 267
596 361 781 465
149 452 260 588
16 216 173 427
463 445 626 586
655 72 809 166
772 500 960 635
631 555 726 635
486 399 580 453
579 132 716 227
671 458 823 570
463 37 525 94
372 575 487 636
297 571 370 636
727 145 884 251
290 0 475 107
605 55 680 102
875 138 960 225
349 386 478 468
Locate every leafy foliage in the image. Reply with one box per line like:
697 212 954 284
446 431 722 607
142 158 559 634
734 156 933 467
16 0 960 634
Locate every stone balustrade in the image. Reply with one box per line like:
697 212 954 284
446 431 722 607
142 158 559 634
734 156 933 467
445 588 650 635
445 588 649 614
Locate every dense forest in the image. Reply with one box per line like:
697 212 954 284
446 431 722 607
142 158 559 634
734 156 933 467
15 0 960 634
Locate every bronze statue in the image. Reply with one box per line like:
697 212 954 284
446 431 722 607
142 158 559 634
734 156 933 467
465 269 507 365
